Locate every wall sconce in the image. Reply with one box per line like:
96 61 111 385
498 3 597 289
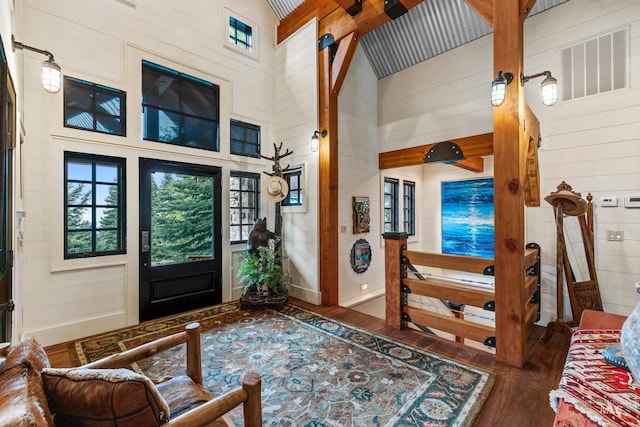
12 35 62 93
491 71 513 107
311 130 326 152
521 71 558 106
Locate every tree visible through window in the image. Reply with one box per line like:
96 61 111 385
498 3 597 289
65 152 126 258
230 172 260 243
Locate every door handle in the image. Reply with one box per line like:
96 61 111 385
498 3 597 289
141 231 150 253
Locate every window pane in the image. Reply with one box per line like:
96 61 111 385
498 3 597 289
64 77 125 136
68 207 92 229
230 176 240 190
96 164 118 183
229 172 259 242
67 183 92 205
67 231 92 254
96 230 119 252
67 161 92 181
184 116 217 150
97 207 118 227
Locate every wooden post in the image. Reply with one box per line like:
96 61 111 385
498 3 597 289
185 322 202 385
242 372 262 427
384 232 408 328
493 0 527 367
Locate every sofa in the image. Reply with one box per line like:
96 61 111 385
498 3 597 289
0 323 261 427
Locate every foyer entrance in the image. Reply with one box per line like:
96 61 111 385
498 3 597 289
138 158 222 321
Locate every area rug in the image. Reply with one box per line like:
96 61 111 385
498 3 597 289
73 302 495 426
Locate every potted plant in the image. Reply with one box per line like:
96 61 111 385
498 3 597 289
237 242 289 309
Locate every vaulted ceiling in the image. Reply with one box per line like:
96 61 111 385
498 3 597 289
267 0 569 79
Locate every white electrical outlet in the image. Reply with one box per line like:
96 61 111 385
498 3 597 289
360 283 368 291
606 230 624 241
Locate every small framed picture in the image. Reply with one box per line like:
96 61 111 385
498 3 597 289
352 196 370 234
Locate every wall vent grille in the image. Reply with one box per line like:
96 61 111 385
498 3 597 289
561 28 627 102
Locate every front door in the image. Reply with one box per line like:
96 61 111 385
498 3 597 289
139 158 221 321
0 42 15 342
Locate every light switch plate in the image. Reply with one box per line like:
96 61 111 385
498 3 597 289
600 196 618 207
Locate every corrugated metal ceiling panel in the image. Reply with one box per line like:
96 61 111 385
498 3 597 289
266 0 570 78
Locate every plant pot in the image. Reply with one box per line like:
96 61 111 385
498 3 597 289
240 287 288 310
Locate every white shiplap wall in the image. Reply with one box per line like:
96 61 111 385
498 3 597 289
377 0 640 323
275 20 321 304
9 0 280 345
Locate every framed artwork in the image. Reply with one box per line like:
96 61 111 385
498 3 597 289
441 178 494 258
350 239 372 274
352 196 370 234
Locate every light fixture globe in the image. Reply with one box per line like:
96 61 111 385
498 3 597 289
540 74 558 106
491 71 513 107
310 132 319 152
41 58 62 93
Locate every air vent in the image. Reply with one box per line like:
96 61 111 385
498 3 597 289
561 28 627 102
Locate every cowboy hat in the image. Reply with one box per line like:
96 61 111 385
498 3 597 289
544 181 587 216
261 176 289 203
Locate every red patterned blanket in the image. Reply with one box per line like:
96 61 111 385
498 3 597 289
550 329 640 427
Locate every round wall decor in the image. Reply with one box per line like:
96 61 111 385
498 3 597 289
350 239 372 274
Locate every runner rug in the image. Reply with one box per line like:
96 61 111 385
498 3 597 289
73 302 495 427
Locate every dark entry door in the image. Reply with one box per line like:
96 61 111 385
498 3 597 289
0 43 15 342
139 158 221 321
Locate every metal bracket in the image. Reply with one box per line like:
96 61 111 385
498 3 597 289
345 0 362 16
483 265 495 276
402 312 412 323
424 141 464 164
318 33 334 51
483 301 495 312
484 337 496 348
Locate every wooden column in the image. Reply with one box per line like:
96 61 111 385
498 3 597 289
383 232 408 328
493 0 527 368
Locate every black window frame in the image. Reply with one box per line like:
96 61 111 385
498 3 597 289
142 60 220 151
403 180 416 236
64 77 126 136
229 172 260 244
64 151 126 259
281 169 302 207
228 16 253 51
230 119 261 158
384 177 399 233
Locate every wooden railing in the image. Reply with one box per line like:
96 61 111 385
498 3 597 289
384 232 540 362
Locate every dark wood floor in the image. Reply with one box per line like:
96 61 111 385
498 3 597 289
46 298 569 427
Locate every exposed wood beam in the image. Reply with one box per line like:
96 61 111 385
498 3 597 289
378 133 493 169
318 0 424 44
331 32 360 94
520 0 538 19
465 0 493 26
453 157 484 173
278 1 340 44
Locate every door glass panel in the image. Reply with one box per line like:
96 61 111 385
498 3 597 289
151 172 213 265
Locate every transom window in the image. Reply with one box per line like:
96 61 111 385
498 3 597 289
282 169 302 207
229 16 252 51
230 119 260 157
64 77 126 136
230 172 260 243
142 60 219 151
64 152 126 259
384 177 399 233
403 180 416 236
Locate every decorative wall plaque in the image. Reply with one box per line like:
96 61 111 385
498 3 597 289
350 239 371 274
352 196 370 234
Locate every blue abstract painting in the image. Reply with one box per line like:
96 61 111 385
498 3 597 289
441 178 494 258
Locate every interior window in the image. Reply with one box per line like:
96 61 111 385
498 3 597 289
64 77 126 136
230 172 260 243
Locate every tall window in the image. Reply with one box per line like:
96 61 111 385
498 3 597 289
142 60 219 151
64 77 126 136
384 177 399 232
403 181 416 236
230 172 260 243
228 16 252 52
65 152 126 258
281 169 302 206
230 119 260 157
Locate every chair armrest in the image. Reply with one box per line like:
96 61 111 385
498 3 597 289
81 322 203 384
166 372 262 427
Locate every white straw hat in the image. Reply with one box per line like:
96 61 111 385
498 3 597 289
261 176 289 203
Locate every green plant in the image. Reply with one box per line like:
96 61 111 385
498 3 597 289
237 245 288 296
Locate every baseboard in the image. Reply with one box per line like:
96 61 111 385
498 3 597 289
288 283 321 305
25 312 125 347
340 287 386 308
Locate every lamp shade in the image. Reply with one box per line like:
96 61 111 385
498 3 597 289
491 71 512 107
541 74 558 106
41 59 61 93
310 133 319 152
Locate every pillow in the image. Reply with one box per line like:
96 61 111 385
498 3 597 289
41 367 171 427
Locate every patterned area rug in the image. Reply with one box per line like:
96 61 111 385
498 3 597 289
73 302 495 426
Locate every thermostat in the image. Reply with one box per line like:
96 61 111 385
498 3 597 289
624 196 640 208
